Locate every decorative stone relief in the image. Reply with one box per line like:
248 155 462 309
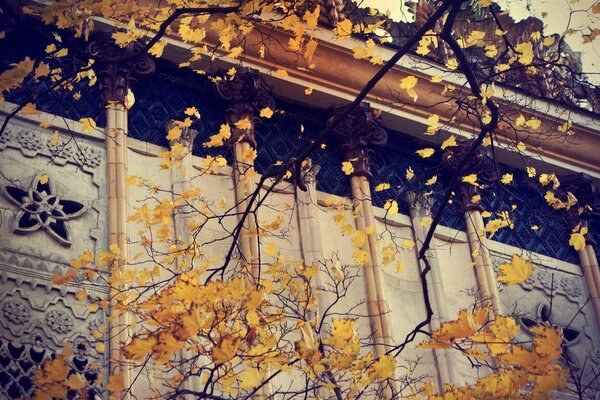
493 251 600 388
0 125 102 172
1 174 87 246
0 115 107 398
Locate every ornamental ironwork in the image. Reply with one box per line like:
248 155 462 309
1 174 87 246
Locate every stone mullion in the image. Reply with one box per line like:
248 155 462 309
91 31 155 393
404 191 458 387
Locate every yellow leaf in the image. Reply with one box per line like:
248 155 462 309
431 75 443 83
406 167 414 181
497 254 533 285
374 183 390 192
395 261 405 273
125 337 155 360
75 288 88 301
352 249 370 265
384 200 398 216
526 118 541 130
21 102 41 115
531 325 562 360
399 75 418 101
426 114 440 135
416 148 435 158
461 173 479 186
335 18 353 39
66 373 87 390
239 367 262 389
259 107 274 118
212 337 240 364
527 166 537 178
50 131 59 145
569 226 587 251
79 117 97 134
107 373 125 394
426 175 438 186
516 42 534 65
235 118 252 130
184 106 200 118
471 194 481 204
421 216 432 227
265 243 277 257
484 44 498 57
148 40 166 57
501 173 513 185
445 58 458 70
440 135 456 149
39 174 49 184
95 342 106 353
305 86 314 95
402 239 415 249
341 161 354 175
371 354 396 380
0 57 35 92
276 69 289 78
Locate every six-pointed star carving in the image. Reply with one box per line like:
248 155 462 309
1 174 87 246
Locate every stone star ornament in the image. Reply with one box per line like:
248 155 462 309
1 173 87 246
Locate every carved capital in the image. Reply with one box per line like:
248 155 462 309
215 68 275 148
300 159 321 188
404 191 434 219
313 0 346 25
330 102 387 179
442 139 497 210
165 120 198 151
88 31 155 105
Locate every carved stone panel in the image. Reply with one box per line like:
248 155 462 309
0 115 108 398
493 252 600 393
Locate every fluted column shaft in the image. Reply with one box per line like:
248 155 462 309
91 31 155 393
405 191 458 387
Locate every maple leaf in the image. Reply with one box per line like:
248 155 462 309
124 337 155 361
406 167 415 180
352 249 370 265
370 355 396 381
501 173 513 185
212 337 240 364
441 135 456 149
341 161 354 175
433 310 477 341
384 199 398 216
259 107 274 118
461 174 479 186
374 182 390 192
79 117 96 134
532 325 562 360
569 226 588 251
416 148 435 158
66 373 87 390
239 367 262 389
0 56 35 92
107 373 125 394
497 254 533 284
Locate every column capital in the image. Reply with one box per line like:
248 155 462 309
88 31 155 105
215 67 275 148
442 139 497 211
165 120 198 151
404 191 434 219
330 102 387 179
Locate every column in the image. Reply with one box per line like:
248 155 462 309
442 140 501 317
331 103 392 356
404 191 458 386
167 123 199 248
90 32 155 391
215 68 275 282
560 173 600 332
